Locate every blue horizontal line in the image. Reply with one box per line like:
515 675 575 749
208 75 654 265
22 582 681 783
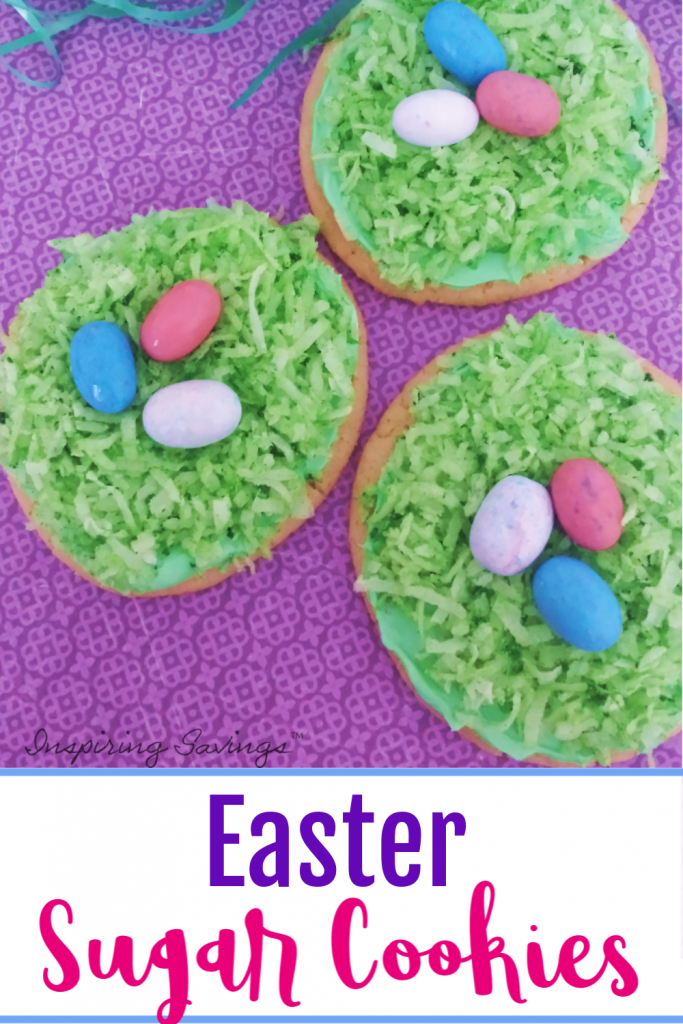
0 768 680 776
2 1018 682 1023
1 1016 682 1023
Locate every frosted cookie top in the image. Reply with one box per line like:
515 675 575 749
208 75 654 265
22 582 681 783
354 314 681 765
310 0 662 292
0 204 362 595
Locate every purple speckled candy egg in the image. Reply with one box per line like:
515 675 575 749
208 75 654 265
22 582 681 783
143 380 241 449
469 475 554 576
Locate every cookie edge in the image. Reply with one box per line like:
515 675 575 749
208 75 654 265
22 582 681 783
299 2 668 306
348 326 682 767
5 258 368 599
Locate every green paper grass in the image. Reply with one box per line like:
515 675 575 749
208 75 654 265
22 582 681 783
313 0 661 290
358 314 681 764
0 203 360 594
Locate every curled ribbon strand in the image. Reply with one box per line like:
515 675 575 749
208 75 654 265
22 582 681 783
231 0 363 108
0 0 362 98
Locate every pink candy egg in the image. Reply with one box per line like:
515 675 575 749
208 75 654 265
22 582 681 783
470 475 554 576
475 70 561 138
140 280 222 362
550 459 623 551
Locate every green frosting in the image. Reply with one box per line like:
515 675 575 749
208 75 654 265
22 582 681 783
0 204 360 594
311 0 661 290
358 314 681 764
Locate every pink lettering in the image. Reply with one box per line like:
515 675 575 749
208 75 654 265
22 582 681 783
557 935 608 989
40 899 80 993
331 898 378 989
466 881 526 1004
603 935 639 997
88 929 190 1024
197 909 299 1007
382 939 421 980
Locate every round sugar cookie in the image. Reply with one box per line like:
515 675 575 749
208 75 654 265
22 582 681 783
0 204 367 597
300 0 667 306
350 314 681 766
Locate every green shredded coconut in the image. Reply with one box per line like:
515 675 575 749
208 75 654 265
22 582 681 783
0 203 360 594
313 0 661 290
359 314 681 764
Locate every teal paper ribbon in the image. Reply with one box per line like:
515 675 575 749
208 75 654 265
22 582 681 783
0 0 362 97
231 0 363 108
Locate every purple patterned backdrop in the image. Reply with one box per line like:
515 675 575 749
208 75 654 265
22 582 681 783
0 0 680 769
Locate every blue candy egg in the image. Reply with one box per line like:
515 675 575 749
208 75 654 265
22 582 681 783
70 321 137 414
424 2 506 88
532 557 622 652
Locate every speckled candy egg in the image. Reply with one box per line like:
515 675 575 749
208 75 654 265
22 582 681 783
140 280 222 362
392 90 479 147
550 458 623 551
533 556 622 651
469 475 554 576
70 321 137 414
424 1 506 88
142 380 241 449
476 70 561 137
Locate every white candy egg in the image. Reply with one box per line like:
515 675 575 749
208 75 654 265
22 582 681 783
143 380 241 449
392 89 479 147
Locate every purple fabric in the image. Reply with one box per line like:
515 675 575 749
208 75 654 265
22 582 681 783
0 0 680 770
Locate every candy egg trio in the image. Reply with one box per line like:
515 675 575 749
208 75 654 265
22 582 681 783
392 1 561 148
469 460 625 652
69 279 242 450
